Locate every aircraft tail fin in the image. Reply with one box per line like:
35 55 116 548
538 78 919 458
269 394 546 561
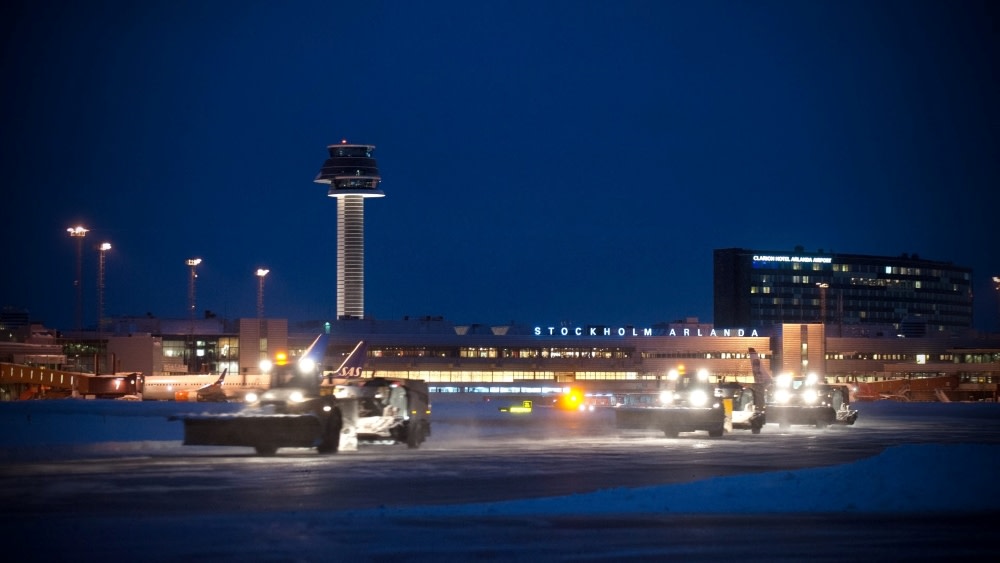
301 333 332 364
749 347 772 385
330 341 367 379
212 368 229 386
194 368 230 402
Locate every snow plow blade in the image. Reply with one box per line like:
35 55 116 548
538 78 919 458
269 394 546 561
174 414 322 449
615 407 726 437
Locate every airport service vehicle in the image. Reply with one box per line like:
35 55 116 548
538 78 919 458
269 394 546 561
331 376 431 448
615 370 766 437
765 372 859 428
171 337 431 455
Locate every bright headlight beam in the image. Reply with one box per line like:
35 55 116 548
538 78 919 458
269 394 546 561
689 389 709 407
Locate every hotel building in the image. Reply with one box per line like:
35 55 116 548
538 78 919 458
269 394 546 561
714 247 974 336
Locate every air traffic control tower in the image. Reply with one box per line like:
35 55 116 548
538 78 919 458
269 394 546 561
314 141 384 319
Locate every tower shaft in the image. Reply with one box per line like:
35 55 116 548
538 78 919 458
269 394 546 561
337 196 366 319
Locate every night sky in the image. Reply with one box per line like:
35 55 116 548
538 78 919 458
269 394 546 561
2 0 998 333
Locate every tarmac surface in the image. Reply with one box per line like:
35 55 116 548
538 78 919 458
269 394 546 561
1 398 998 561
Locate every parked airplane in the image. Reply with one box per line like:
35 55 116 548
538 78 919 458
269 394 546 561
142 338 367 402
142 369 235 402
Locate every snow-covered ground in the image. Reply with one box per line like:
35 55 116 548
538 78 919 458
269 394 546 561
2 398 998 514
2 397 998 561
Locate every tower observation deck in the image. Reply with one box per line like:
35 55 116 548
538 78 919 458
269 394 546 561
314 141 384 319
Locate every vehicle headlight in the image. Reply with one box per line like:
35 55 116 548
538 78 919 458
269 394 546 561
289 391 306 403
659 390 673 405
244 392 258 403
689 389 709 407
774 389 791 404
802 389 819 404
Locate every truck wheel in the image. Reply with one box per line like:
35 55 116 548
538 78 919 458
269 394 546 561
406 421 424 449
317 408 342 454
662 426 679 438
255 444 277 456
708 427 723 438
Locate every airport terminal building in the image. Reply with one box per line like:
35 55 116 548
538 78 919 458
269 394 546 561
52 310 1000 402
3 248 997 401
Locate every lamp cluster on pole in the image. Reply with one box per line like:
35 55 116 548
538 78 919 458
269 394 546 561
993 276 1000 328
67 225 88 331
256 268 269 319
816 282 829 325
256 268 269 362
98 242 111 334
186 258 202 322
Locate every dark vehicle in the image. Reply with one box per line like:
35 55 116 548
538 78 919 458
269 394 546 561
616 370 765 437
171 335 431 455
175 359 344 455
765 373 859 428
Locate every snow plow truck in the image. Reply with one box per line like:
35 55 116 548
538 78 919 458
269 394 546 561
171 336 431 455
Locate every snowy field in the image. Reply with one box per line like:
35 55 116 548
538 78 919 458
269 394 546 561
2 397 998 561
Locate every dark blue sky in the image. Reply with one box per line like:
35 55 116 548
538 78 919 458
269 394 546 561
3 0 998 332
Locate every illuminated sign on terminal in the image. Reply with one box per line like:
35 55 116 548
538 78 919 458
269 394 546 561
753 254 832 264
533 326 761 338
